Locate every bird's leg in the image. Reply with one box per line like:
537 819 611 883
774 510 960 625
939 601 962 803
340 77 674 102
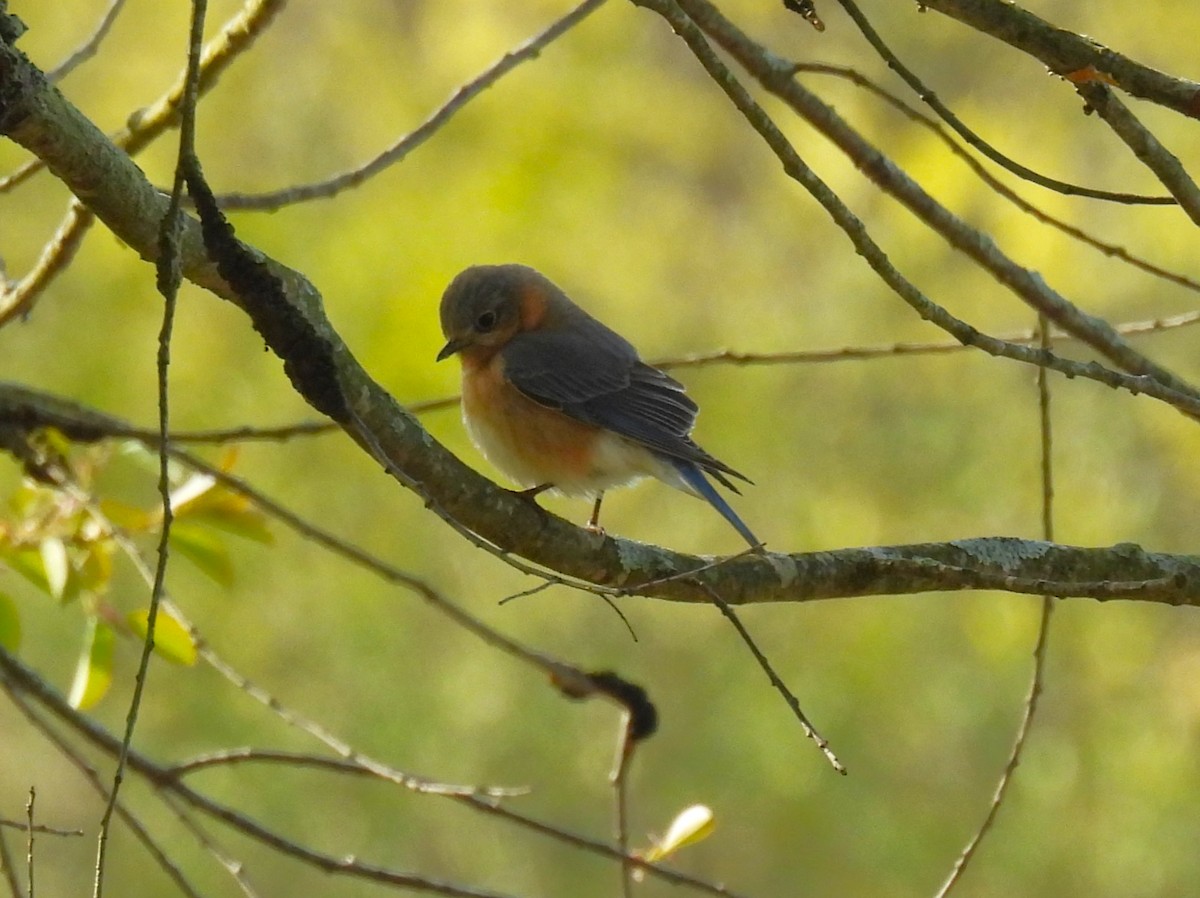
586 492 606 535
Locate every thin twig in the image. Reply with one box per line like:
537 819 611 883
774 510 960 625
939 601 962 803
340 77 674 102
830 0 1173 204
163 749 523 797
158 793 261 898
0 0 285 195
27 392 451 444
0 670 250 898
791 63 1200 296
702 586 845 773
499 580 639 640
0 202 93 328
1 646 745 897
147 420 336 443
645 0 1200 421
22 790 32 898
920 0 1200 122
933 316 1058 896
213 0 609 210
0 822 80 838
47 0 128 82
1073 81 1200 224
612 715 637 898
93 1 208 894
622 544 762 593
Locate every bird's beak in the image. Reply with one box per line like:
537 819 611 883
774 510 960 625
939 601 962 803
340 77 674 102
436 336 470 361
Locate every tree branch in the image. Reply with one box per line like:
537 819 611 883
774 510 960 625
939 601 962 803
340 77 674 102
921 0 1200 120
2 382 1198 607
662 0 1200 408
1073 80 1200 223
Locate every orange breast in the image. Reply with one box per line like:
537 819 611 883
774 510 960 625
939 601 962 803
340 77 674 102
460 351 602 492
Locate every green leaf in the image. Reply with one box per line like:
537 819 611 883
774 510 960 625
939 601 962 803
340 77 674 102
169 522 234 587
4 542 81 603
0 592 20 652
69 617 114 709
3 546 51 594
127 608 197 666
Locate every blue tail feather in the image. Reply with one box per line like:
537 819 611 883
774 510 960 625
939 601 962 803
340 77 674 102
672 462 760 548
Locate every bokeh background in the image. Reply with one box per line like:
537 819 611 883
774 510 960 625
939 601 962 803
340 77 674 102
3 1 1200 895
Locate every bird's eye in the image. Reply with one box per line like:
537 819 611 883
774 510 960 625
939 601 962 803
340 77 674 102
475 310 497 333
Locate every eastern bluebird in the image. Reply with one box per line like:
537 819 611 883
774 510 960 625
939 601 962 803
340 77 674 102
436 264 759 548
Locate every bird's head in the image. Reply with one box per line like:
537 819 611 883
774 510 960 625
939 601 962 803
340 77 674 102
437 264 556 362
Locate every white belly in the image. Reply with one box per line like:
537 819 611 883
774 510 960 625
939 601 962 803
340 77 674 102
465 406 684 498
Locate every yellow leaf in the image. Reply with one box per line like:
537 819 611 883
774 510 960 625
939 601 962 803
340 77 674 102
644 804 715 862
127 607 197 666
69 617 114 709
99 499 154 533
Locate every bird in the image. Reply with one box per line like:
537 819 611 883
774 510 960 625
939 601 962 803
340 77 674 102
436 264 760 548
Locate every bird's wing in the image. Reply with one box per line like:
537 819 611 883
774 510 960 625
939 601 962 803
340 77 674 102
501 321 749 484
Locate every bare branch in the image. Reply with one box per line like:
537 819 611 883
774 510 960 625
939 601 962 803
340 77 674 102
46 0 127 82
23 790 33 898
1073 80 1200 222
0 0 285 195
0 822 80 838
1 684 205 898
792 63 1200 293
216 0 609 211
936 317 1058 895
663 0 1200 409
0 647 749 898
921 0 1200 120
92 0 210 890
702 585 844 773
2 383 1199 606
830 0 1173 203
157 794 260 898
0 201 93 327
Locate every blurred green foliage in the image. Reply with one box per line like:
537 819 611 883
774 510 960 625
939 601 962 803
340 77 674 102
2 1 1200 896
0 439 267 708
